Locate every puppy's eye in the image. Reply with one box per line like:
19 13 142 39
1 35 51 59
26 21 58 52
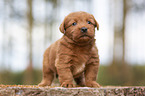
72 22 77 26
87 21 91 24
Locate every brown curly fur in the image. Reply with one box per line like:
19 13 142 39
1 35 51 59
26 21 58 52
39 11 100 88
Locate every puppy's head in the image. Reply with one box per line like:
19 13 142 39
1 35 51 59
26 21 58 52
60 11 99 43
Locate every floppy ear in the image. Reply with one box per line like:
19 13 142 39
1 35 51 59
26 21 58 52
95 20 99 31
91 15 99 30
59 19 65 33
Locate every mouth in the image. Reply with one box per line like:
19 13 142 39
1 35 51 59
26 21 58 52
79 34 91 38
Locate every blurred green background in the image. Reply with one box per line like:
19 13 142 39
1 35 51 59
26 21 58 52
0 0 145 86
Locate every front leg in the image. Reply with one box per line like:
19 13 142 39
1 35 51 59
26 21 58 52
55 56 75 88
85 55 100 87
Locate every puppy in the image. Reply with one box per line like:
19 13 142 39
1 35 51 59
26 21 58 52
39 11 100 88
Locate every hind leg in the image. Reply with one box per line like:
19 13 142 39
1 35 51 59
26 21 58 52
74 73 85 87
39 68 54 86
39 48 54 86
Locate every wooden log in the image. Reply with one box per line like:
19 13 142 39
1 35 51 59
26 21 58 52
0 85 145 96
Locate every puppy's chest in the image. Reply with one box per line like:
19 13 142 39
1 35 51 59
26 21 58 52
72 62 86 76
71 50 90 76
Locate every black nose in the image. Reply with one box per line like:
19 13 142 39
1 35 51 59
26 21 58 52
81 27 87 33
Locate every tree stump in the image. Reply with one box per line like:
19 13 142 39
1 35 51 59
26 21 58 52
0 85 145 96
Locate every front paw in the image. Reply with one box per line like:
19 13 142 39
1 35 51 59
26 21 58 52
86 81 100 88
61 81 75 88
